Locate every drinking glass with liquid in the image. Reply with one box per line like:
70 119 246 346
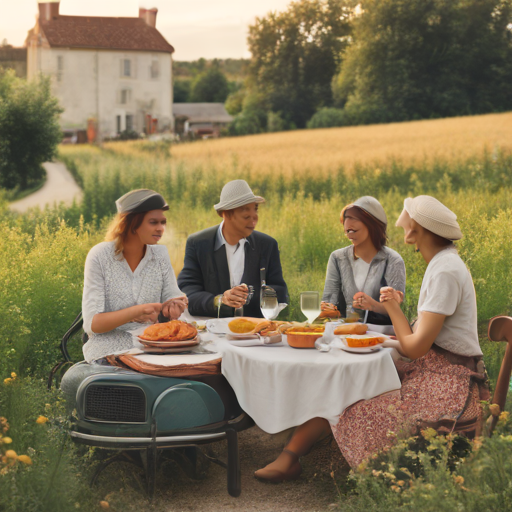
261 287 279 320
300 291 321 324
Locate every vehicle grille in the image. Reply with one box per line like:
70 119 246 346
84 385 146 423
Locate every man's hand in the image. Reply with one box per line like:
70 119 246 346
222 284 249 308
353 291 379 311
161 296 189 320
133 303 163 324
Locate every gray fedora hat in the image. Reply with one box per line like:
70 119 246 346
214 180 265 211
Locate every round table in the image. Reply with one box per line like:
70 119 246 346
207 334 401 434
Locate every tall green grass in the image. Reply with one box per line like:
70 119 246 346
1 142 511 511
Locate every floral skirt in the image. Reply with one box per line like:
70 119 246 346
331 348 487 469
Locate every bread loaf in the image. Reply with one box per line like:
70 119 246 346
334 323 368 335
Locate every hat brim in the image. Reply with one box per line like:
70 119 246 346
214 194 265 211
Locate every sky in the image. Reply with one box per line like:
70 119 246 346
0 0 292 60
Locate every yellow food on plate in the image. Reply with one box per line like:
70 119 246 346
139 320 197 341
228 318 259 333
345 334 385 348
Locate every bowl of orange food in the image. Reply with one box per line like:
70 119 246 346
285 326 325 349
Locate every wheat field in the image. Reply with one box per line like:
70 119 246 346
148 112 512 175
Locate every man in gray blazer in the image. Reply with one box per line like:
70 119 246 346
178 180 288 318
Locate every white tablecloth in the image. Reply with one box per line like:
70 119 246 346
206 334 401 434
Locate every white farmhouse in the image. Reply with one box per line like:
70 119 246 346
26 0 175 140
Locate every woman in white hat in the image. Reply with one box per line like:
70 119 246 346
321 196 406 324
255 195 488 482
330 195 488 468
81 189 188 363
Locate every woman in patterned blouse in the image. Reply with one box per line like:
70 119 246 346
81 189 187 363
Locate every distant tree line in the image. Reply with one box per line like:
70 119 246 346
225 0 512 135
173 58 248 104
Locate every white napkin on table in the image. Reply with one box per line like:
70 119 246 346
226 333 283 347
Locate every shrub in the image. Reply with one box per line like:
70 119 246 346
0 70 62 190
307 107 347 128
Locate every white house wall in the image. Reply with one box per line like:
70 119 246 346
28 46 173 137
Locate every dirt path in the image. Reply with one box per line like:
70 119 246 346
9 161 82 212
94 427 349 512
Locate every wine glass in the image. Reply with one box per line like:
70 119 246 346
300 291 321 324
261 287 279 320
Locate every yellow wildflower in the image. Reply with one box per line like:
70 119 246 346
17 455 32 465
489 404 500 417
5 450 17 459
421 427 437 441
1 437 12 444
397 480 405 487
454 475 464 485
390 485 400 493
10 372 16 379
99 501 110 509
3 378 12 385
499 411 509 424
36 416 49 424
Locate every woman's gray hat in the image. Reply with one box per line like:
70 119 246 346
116 189 169 214
401 195 462 240
214 180 265 211
348 196 387 225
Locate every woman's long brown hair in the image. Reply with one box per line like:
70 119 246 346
105 211 147 256
340 205 387 251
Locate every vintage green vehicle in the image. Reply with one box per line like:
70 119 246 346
49 313 253 498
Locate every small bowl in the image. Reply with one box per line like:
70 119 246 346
286 331 324 349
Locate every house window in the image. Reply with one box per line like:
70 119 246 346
126 114 134 132
150 60 159 79
120 89 131 104
57 55 63 82
116 115 121 134
123 59 131 77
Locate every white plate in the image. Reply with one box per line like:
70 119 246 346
136 337 199 348
339 338 383 353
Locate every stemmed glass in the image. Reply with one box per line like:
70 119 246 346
300 291 321 324
260 287 279 320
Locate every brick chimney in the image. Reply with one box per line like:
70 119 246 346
38 1 60 22
139 7 158 28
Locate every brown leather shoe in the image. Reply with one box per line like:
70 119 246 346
254 449 302 483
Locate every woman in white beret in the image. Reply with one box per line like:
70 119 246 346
255 195 488 482
81 189 188 363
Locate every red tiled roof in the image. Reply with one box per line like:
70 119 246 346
39 16 174 53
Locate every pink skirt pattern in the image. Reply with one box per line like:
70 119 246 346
331 349 484 468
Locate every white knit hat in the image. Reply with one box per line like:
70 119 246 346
399 195 462 240
214 180 265 211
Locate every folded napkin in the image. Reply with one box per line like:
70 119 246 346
226 333 283 347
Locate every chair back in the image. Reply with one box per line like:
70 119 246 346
487 315 512 435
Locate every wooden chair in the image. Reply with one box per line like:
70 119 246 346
487 315 512 436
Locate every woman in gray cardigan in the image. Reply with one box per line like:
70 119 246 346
321 196 406 325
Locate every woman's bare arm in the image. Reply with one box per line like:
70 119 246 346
380 289 445 359
91 303 162 334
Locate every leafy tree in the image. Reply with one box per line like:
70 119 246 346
173 79 191 103
332 0 512 123
0 70 62 190
189 66 230 103
306 107 346 128
247 0 354 128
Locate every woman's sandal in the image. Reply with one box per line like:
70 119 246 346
254 449 302 483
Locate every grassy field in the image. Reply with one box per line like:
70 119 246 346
102 111 512 176
2 113 512 511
